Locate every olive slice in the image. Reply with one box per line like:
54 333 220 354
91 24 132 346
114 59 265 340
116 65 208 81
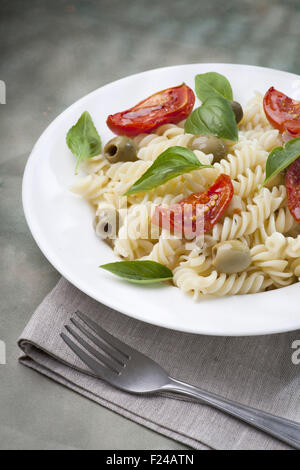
212 240 251 274
231 100 243 124
94 207 119 247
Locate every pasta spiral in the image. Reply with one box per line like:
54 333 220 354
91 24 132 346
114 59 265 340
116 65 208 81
70 174 109 205
211 186 286 242
250 234 295 287
174 265 271 299
232 165 265 199
214 143 267 179
142 232 185 269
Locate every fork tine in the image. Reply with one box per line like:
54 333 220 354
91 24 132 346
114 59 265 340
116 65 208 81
75 310 132 358
70 317 126 366
64 325 121 374
60 333 116 380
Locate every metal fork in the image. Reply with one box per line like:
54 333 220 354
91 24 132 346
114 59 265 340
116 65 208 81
61 310 300 449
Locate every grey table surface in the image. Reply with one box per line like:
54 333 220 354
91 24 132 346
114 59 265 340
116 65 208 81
1 0 300 450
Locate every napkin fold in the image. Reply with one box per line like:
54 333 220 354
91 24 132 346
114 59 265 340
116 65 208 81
18 278 300 450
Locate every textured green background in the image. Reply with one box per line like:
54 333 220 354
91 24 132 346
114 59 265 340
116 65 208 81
0 0 299 450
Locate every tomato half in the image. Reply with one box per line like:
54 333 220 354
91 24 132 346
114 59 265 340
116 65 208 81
286 157 300 222
106 84 195 137
263 87 300 137
152 174 233 239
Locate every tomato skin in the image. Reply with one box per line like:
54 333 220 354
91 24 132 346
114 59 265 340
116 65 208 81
263 87 300 137
152 174 233 238
286 157 300 222
106 84 195 137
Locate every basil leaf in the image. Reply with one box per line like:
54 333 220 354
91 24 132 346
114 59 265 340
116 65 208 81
66 111 102 173
124 146 212 195
195 72 233 101
184 97 238 141
263 137 300 186
100 260 173 284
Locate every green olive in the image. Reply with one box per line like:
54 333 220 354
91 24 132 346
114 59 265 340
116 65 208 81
104 136 138 163
189 135 228 163
231 100 243 124
286 224 300 238
94 207 119 247
264 172 285 190
212 240 251 274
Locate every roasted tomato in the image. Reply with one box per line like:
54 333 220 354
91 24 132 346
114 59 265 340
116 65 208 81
286 157 300 222
152 174 233 239
263 87 300 137
106 84 195 137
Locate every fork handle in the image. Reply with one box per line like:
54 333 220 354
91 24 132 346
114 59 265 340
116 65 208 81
164 378 300 449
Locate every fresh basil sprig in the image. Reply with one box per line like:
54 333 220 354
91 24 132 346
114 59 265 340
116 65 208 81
124 146 212 195
195 72 233 102
100 260 173 284
184 97 238 141
262 137 300 187
66 111 102 173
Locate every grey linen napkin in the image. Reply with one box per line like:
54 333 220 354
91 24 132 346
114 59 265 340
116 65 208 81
18 278 300 450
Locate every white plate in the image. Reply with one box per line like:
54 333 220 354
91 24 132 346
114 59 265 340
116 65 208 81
22 63 300 336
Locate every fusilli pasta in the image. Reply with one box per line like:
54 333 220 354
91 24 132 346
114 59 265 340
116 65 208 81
71 92 299 299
